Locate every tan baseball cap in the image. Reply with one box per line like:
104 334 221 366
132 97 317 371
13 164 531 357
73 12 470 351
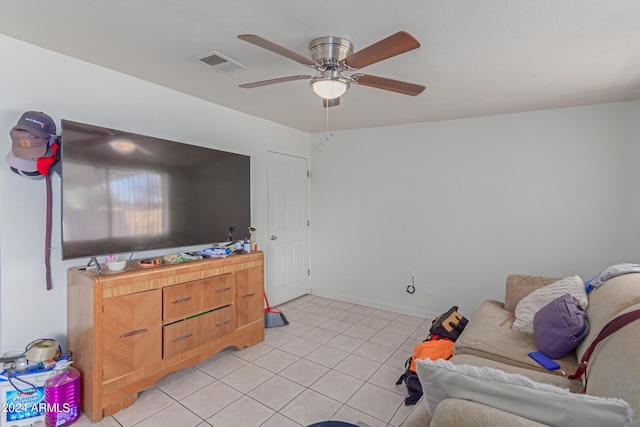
10 111 56 158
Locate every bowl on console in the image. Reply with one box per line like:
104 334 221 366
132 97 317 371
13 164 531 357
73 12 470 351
107 260 127 271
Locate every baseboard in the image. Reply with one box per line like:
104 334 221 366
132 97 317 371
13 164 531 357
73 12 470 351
308 289 440 320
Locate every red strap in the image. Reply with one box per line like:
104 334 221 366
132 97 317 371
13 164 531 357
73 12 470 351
570 363 587 382
36 139 58 290
37 141 59 175
569 308 640 391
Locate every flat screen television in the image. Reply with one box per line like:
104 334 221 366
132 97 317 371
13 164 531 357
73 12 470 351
60 119 251 260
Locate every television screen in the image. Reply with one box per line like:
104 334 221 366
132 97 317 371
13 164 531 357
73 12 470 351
60 120 251 260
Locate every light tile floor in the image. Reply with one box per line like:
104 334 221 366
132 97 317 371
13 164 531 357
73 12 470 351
75 295 432 427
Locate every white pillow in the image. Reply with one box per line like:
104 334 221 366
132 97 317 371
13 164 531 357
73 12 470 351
513 275 587 333
415 358 632 427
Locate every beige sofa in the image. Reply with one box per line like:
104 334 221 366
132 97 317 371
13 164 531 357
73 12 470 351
401 273 640 426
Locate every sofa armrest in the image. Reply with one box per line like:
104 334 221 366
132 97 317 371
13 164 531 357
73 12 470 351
431 398 549 427
503 274 560 312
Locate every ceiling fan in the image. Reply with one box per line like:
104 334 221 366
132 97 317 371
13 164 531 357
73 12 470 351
237 31 425 107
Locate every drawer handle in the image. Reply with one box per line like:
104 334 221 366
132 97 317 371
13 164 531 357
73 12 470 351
120 328 148 338
172 333 193 342
215 287 232 293
171 297 192 304
242 293 256 298
216 319 232 327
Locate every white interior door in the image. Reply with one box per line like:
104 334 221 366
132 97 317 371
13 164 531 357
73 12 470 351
266 151 309 306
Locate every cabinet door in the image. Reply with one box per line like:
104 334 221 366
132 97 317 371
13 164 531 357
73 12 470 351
102 289 162 381
235 266 264 328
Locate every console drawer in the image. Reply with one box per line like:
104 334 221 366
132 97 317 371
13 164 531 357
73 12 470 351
163 274 233 323
162 305 236 359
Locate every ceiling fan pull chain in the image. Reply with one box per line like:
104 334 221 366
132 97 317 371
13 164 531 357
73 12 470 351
324 102 334 141
325 101 330 139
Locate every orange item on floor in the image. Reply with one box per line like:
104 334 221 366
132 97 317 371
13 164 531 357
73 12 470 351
409 339 455 372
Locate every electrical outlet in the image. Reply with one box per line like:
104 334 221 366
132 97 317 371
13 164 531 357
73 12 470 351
426 283 433 295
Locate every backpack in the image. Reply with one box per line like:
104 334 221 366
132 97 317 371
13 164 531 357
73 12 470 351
533 293 589 359
396 336 454 405
396 356 424 405
429 306 469 341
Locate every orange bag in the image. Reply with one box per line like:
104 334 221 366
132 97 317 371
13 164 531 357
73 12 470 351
409 338 454 372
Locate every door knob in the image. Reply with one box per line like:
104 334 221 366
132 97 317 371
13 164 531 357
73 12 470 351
270 235 278 240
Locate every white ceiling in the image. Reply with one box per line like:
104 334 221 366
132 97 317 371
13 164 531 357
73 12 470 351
1 1 639 133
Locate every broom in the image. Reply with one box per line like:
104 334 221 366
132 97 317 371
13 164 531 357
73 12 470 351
264 292 289 328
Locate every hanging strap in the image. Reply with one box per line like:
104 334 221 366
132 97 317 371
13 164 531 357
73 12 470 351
38 139 59 291
45 171 52 290
569 308 640 392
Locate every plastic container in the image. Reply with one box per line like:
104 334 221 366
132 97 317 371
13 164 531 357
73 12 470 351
43 361 80 427
0 367 51 427
249 227 257 251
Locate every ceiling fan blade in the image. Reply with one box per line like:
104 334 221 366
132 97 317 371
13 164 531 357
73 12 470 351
238 34 317 67
355 74 425 96
239 75 312 89
344 31 420 70
323 97 340 108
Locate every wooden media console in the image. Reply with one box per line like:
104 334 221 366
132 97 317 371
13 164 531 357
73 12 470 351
67 252 264 421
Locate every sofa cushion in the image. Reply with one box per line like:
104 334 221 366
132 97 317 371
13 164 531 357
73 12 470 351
415 358 633 427
449 354 582 393
513 275 587 334
504 274 560 313
453 300 577 374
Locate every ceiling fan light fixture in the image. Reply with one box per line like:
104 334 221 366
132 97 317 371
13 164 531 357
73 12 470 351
311 77 349 99
238 32 425 102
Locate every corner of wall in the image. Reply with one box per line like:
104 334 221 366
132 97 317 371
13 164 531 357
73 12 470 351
0 227 3 352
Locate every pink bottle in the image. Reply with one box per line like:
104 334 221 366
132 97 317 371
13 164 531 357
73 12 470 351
44 360 80 427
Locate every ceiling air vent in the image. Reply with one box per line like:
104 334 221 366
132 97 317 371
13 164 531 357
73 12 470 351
193 50 247 74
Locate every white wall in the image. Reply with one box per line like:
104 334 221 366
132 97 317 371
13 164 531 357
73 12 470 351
622 100 640 259
0 35 310 353
310 101 640 318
